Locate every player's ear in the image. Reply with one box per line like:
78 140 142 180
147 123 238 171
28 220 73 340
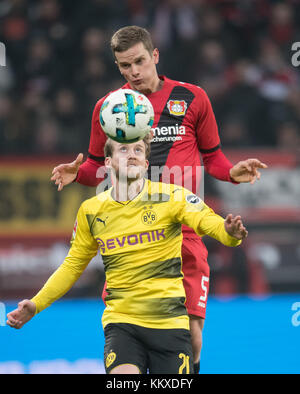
105 157 112 169
152 48 159 65
115 60 122 73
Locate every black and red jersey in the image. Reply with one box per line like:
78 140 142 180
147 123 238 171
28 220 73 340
132 76 221 194
79 76 229 178
88 76 220 164
76 76 234 236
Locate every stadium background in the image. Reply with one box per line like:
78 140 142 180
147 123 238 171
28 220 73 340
0 0 299 374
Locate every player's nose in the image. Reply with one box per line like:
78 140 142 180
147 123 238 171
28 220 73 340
127 150 137 159
127 147 139 160
131 64 139 76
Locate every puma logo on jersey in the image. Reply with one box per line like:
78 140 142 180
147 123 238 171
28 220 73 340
97 216 108 226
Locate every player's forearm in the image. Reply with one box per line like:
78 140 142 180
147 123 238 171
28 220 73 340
76 157 105 187
31 256 91 314
196 209 241 247
202 148 238 183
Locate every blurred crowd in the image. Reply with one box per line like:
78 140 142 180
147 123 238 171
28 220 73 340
0 0 300 155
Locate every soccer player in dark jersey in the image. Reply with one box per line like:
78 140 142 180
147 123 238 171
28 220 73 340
7 136 248 374
50 26 267 373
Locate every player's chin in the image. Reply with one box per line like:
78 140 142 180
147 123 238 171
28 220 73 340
131 80 144 89
132 81 148 93
127 165 145 177
127 170 142 180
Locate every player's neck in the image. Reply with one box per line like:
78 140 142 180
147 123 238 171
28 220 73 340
137 76 163 95
112 178 145 202
151 76 164 93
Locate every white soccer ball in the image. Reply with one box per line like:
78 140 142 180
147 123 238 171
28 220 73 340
99 89 154 143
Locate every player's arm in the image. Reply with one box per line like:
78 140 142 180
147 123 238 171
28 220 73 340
51 99 107 190
75 155 105 187
202 149 268 184
201 147 235 183
173 189 247 246
194 88 267 184
6 204 99 329
191 204 247 246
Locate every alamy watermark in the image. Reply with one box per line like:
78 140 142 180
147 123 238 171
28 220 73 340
0 302 6 326
0 42 6 67
291 302 300 327
291 42 300 67
95 164 205 205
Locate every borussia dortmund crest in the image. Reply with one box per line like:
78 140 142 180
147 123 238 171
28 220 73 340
141 207 157 226
106 351 116 368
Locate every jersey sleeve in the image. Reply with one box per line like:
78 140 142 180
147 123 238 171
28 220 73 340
193 88 221 153
191 87 237 183
201 148 237 183
76 98 108 186
171 187 241 247
76 157 105 187
31 203 99 314
88 98 108 158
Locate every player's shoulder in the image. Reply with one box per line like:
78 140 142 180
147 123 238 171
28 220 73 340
166 76 208 98
93 88 120 110
144 179 173 202
161 182 204 208
80 189 111 212
146 180 200 203
146 179 178 193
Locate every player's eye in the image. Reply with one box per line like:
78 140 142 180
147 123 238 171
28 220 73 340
135 146 145 155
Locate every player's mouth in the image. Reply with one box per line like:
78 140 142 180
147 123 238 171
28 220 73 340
132 79 143 85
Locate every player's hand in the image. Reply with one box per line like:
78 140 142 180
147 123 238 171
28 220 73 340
51 153 83 191
224 214 248 240
229 159 268 184
6 300 36 329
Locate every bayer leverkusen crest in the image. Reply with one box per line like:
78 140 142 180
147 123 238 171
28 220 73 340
167 100 187 116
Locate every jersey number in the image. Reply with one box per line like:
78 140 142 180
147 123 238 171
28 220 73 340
198 275 209 307
178 353 190 374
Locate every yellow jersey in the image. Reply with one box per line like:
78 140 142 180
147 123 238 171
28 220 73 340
31 179 241 330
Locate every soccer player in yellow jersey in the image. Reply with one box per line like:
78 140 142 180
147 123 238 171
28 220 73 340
7 134 248 374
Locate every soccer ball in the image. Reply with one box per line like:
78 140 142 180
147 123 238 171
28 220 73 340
99 89 154 143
